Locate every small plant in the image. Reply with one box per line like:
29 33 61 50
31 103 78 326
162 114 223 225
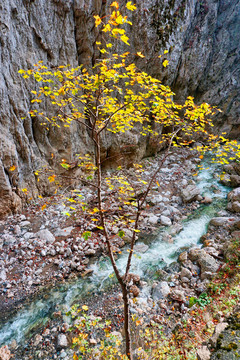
189 293 212 309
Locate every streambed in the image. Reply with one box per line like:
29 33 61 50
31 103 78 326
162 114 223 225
0 161 230 350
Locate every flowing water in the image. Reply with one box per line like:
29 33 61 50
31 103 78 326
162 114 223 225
0 161 230 346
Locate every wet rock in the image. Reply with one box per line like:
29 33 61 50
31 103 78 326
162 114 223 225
181 185 200 203
36 229 55 244
210 217 236 227
134 243 149 253
201 196 213 204
57 334 68 349
169 224 183 236
227 201 240 213
162 233 173 243
152 281 170 300
227 187 240 202
178 251 188 262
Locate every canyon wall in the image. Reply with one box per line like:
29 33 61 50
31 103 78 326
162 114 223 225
0 0 239 217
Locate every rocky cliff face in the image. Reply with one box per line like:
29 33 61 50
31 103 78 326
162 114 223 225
0 0 239 217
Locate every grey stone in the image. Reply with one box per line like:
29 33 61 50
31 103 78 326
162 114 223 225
209 217 235 227
160 215 172 226
134 243 149 253
181 185 200 203
0 269 7 281
36 229 55 244
209 322 228 348
57 334 68 349
227 201 240 213
148 214 159 225
170 289 186 302
55 226 74 237
152 281 170 300
180 267 192 280
197 345 210 360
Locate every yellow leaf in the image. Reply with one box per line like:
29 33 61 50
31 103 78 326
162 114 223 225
102 24 111 32
9 165 16 171
82 305 88 311
93 15 102 27
162 59 169 67
136 52 145 58
41 204 47 211
164 50 169 54
48 175 56 183
126 1 136 11
110 1 119 9
73 353 78 360
21 188 28 193
120 34 130 45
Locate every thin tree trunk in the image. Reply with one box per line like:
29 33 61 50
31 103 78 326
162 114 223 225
94 131 133 359
121 283 132 360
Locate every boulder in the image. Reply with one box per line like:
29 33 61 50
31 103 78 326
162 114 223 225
160 215 172 226
134 243 149 253
36 229 55 244
209 217 235 227
227 201 240 213
197 345 211 360
148 214 159 225
180 267 192 280
55 226 74 237
170 289 186 302
227 187 240 202
152 281 170 300
57 334 68 349
181 185 200 203
209 322 228 348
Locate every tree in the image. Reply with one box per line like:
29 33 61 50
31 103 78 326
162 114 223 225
19 2 240 358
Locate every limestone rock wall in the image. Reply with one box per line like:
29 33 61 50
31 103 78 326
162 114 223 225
0 0 239 217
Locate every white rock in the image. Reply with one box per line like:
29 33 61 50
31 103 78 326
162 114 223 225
134 243 149 253
0 269 6 281
148 214 159 225
36 229 55 244
55 226 74 237
160 215 172 226
57 334 68 348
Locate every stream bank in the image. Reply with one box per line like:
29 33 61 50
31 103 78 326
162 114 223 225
0 148 239 359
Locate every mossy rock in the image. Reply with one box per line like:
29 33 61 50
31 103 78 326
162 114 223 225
211 311 240 359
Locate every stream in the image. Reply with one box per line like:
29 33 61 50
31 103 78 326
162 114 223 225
0 161 230 347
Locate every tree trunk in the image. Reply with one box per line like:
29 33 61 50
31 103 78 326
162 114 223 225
121 283 132 360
